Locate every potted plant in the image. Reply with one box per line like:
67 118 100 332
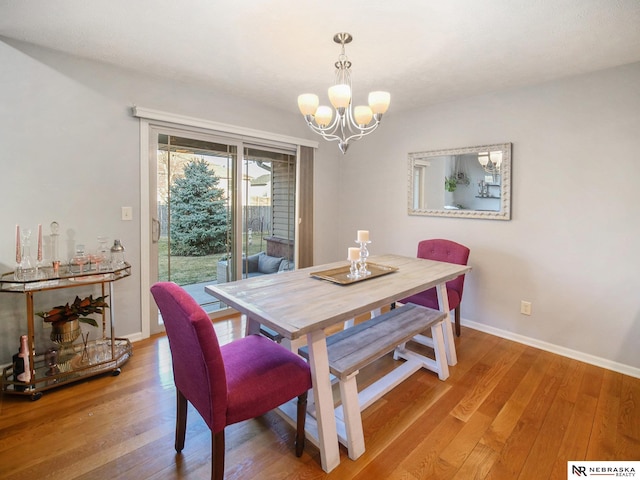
444 176 457 192
37 295 108 347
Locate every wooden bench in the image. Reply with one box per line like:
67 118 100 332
299 303 448 460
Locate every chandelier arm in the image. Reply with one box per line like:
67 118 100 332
304 114 341 136
304 118 344 143
344 104 384 134
343 123 381 145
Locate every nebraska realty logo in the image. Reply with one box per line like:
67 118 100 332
568 461 639 478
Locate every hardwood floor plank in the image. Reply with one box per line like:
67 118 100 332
620 374 640 441
586 368 622 460
483 353 570 479
480 347 550 452
451 442 499 480
439 412 493 469
450 341 526 422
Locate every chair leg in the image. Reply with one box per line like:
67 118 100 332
455 307 461 337
295 392 308 457
175 389 188 452
212 430 225 480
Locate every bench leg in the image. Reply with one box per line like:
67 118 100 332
339 372 365 460
393 342 407 361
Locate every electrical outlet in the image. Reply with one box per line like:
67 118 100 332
520 300 532 316
121 206 133 221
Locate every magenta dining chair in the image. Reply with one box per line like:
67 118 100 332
399 239 470 336
150 282 312 480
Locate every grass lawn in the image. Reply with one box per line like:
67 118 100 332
157 234 269 285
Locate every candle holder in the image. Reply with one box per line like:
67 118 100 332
347 247 361 279
50 221 61 277
15 228 36 281
347 259 360 279
356 240 371 276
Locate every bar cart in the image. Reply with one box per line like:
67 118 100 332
0 263 133 400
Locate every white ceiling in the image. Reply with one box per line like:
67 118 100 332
2 0 640 114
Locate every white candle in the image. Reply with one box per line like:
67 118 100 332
357 230 369 242
348 247 360 261
16 225 21 263
37 224 43 262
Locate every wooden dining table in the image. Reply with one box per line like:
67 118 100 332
205 253 471 473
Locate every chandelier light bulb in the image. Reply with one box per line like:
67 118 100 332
328 84 351 110
368 91 391 115
354 106 373 126
314 106 333 127
298 94 319 116
297 32 390 154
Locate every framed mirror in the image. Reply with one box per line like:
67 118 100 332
408 142 512 220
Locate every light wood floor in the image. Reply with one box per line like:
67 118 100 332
1 317 638 479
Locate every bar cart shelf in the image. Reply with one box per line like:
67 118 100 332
0 263 133 400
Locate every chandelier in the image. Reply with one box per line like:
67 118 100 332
297 33 390 154
478 150 503 175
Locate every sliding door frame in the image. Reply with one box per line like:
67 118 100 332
134 107 317 339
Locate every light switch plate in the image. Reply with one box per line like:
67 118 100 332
121 206 133 221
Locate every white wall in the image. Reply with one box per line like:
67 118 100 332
0 38 341 362
337 62 640 374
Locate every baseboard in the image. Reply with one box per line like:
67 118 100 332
460 318 640 379
123 332 145 343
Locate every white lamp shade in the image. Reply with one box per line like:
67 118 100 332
490 151 502 167
328 84 352 109
354 106 373 126
315 106 333 127
478 153 489 166
368 91 391 114
298 94 319 116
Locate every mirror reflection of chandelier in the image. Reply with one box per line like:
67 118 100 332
478 150 503 174
297 33 390 154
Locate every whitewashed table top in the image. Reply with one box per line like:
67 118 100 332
205 254 471 340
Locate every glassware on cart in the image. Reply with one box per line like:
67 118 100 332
93 236 111 272
15 228 36 281
110 239 125 268
70 244 89 275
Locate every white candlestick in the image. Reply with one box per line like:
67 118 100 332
357 230 369 242
16 225 21 263
37 224 43 262
348 247 360 261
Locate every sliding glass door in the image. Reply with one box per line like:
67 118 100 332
148 127 298 332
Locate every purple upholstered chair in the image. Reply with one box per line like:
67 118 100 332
150 282 312 480
400 239 470 336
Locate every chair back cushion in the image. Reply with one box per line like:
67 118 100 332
150 282 228 432
417 239 470 299
401 239 470 310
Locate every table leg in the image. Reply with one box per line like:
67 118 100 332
244 314 260 336
436 283 458 366
339 371 365 460
307 329 340 472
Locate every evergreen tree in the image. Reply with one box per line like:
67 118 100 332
169 159 228 256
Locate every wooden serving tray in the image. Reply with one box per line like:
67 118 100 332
310 262 398 285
